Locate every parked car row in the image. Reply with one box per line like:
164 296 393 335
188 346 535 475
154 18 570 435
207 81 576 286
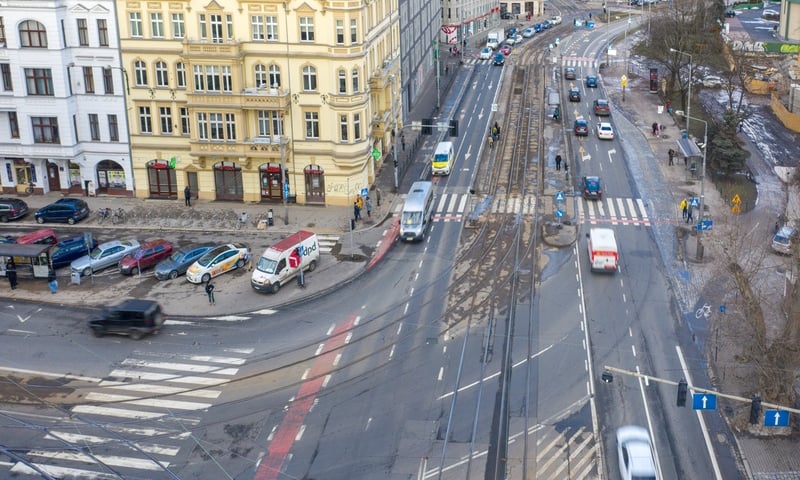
0 197 91 225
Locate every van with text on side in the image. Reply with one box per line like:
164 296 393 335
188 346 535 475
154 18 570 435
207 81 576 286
400 181 434 242
251 230 319 293
432 141 455 175
588 227 618 272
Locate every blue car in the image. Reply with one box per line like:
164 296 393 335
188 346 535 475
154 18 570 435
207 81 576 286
493 53 505 66
585 75 598 88
49 235 98 269
35 198 90 225
154 243 216 280
534 23 544 33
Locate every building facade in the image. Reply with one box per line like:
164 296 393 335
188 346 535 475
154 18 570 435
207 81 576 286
441 0 501 48
118 0 400 206
0 0 133 197
398 0 440 119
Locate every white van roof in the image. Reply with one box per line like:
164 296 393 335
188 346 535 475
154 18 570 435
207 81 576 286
435 142 453 155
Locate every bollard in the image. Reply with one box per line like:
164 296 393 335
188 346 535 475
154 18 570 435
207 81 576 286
268 209 274 226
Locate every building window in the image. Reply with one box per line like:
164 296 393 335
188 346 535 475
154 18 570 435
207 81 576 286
160 106 172 134
8 112 19 138
340 114 348 142
134 60 147 86
172 13 185 38
338 69 346 94
254 64 267 88
102 67 113 94
139 106 152 133
210 14 223 43
251 16 264 40
352 68 359 93
108 114 119 141
302 65 317 91
222 66 232 92
180 107 189 134
197 112 208 139
19 20 48 48
0 17 5 45
269 65 280 88
304 111 319 139
129 12 143 38
299 17 314 41
225 113 236 140
89 113 100 140
265 16 278 40
210 112 223 140
155 61 168 87
97 19 109 46
151 13 164 38
350 19 357 43
72 114 79 143
193 65 204 91
1 63 12 91
354 113 361 140
31 117 59 143
226 15 233 39
77 19 89 46
25 68 54 96
83 66 94 93
206 65 220 92
336 20 344 44
199 14 207 40
175 62 186 88
257 110 270 136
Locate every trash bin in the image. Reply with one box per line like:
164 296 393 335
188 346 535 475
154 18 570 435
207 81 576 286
71 270 81 285
267 209 274 226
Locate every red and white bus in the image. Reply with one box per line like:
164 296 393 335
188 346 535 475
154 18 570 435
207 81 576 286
588 228 618 273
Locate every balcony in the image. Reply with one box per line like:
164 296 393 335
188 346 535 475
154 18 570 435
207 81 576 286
182 40 242 58
240 87 291 110
369 55 400 90
189 137 292 163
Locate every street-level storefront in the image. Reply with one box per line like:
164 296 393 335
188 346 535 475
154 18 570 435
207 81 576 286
96 160 129 196
214 161 244 201
259 163 284 201
147 159 178 198
304 165 325 205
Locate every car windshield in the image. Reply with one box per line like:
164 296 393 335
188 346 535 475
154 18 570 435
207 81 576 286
169 251 187 262
402 211 423 226
89 246 106 259
197 251 221 267
257 257 278 274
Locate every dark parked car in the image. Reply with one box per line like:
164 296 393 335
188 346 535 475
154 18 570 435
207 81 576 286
724 9 736 17
118 239 173 275
585 75 598 88
568 87 581 102
89 299 165 340
564 67 577 80
49 235 98 269
583 176 603 199
154 243 215 280
35 198 89 225
594 99 611 116
0 198 29 222
574 118 589 136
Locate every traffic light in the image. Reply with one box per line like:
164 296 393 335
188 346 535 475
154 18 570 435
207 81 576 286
422 118 432 136
449 119 459 137
677 379 688 407
749 394 761 424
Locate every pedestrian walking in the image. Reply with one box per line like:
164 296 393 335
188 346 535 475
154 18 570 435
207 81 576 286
205 280 215 305
184 185 192 206
652 122 659 136
376 188 382 207
494 122 501 137
366 196 373 218
564 161 569 174
555 154 562 171
680 198 688 219
487 135 494 149
668 149 675 166
401 134 406 151
353 202 361 221
47 267 57 294
491 126 498 140
686 206 694 224
6 258 17 290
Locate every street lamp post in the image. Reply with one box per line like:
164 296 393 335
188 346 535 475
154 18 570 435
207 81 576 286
681 113 708 260
390 74 399 191
670 48 692 134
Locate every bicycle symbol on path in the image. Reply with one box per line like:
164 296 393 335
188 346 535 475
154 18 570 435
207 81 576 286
695 304 712 319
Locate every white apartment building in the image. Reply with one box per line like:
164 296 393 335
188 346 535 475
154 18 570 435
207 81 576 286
441 0 502 47
0 0 132 197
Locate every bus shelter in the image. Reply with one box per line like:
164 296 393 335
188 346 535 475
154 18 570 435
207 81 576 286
0 244 52 278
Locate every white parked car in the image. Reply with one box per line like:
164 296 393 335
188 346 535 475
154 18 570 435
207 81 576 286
617 426 658 480
186 243 250 284
551 15 563 25
597 122 615 140
522 27 536 38
506 34 523 45
479 47 493 60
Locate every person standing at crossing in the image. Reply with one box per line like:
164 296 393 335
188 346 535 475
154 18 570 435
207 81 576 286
680 198 688 220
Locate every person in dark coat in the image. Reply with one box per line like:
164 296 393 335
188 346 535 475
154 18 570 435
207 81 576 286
184 185 192 206
6 258 17 290
48 267 57 294
205 280 215 305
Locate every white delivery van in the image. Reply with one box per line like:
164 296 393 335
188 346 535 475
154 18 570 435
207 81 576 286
251 230 320 293
400 181 434 242
588 227 618 273
486 28 505 50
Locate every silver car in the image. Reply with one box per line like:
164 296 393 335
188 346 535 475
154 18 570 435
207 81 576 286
71 239 141 276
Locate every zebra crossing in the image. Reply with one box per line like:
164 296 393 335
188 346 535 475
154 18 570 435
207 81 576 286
8 347 253 479
316 233 339 254
578 197 650 226
561 55 598 70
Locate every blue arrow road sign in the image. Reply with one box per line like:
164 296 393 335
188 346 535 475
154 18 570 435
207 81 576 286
692 393 717 410
555 191 565 202
360 187 369 198
555 209 564 218
696 219 713 231
764 409 790 427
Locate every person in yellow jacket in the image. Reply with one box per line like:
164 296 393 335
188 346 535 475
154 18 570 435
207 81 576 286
680 198 688 220
356 195 364 210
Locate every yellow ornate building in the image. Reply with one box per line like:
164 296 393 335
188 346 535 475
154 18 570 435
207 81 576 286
117 0 400 205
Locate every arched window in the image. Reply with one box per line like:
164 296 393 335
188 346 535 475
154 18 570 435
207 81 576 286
352 67 359 93
338 69 346 94
268 65 281 88
302 65 317 91
19 20 47 48
155 61 168 87
254 64 267 88
134 60 147 86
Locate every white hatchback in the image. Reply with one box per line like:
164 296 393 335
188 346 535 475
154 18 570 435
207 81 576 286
479 47 493 60
617 426 658 480
597 122 615 140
